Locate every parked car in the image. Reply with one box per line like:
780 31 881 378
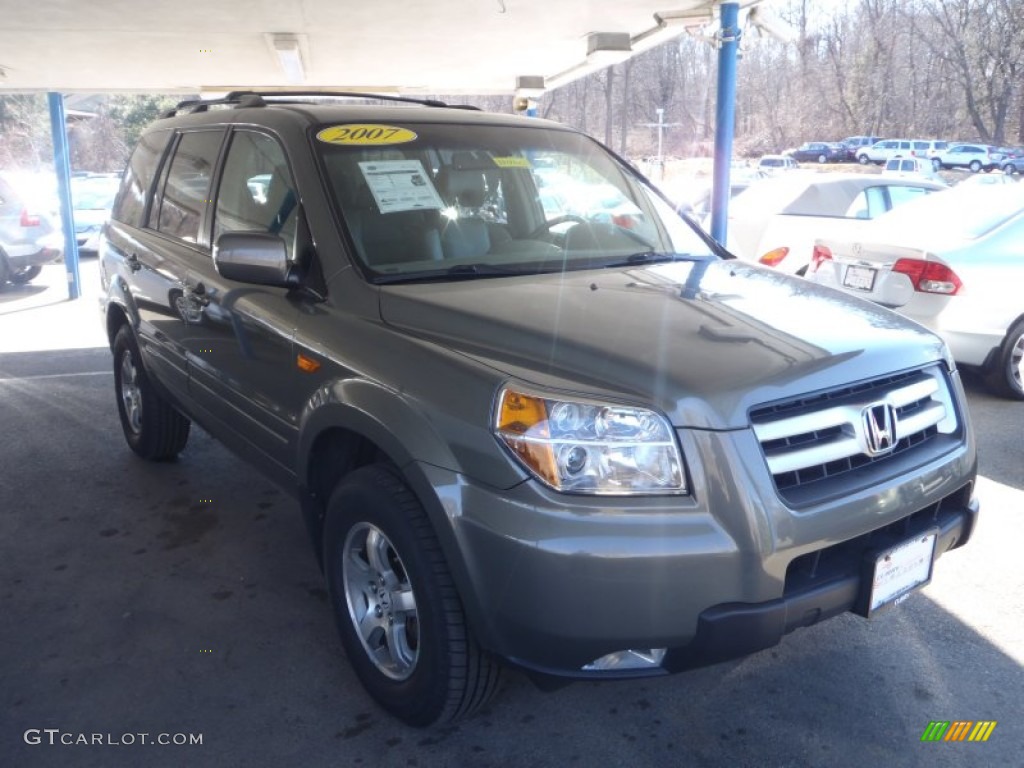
674 176 763 220
882 156 946 184
955 172 1018 188
784 142 845 164
0 172 62 286
840 135 884 161
757 154 799 174
934 143 1006 172
1000 155 1024 175
724 173 945 274
71 173 121 254
856 139 914 165
99 91 979 725
809 183 1024 398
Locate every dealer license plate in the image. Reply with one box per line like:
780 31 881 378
843 264 877 292
867 532 937 615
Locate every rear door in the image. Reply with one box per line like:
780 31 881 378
104 129 223 401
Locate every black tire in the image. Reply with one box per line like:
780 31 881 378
984 319 1024 400
323 464 502 726
817 154 827 164
1004 163 1016 175
969 160 982 173
112 325 190 459
9 265 42 284
857 154 869 165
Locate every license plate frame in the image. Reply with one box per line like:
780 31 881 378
843 264 877 292
859 531 938 617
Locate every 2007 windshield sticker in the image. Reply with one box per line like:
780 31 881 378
316 124 418 146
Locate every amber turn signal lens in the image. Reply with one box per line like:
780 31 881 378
296 353 321 373
495 390 558 486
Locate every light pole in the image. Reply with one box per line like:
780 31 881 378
639 108 681 181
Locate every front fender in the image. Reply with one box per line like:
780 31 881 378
296 376 461 479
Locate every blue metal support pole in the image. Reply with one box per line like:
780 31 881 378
709 1 740 246
47 92 81 300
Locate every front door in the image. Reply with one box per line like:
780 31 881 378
183 129 307 474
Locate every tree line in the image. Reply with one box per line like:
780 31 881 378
539 0 1024 159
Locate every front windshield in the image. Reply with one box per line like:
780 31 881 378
315 120 713 281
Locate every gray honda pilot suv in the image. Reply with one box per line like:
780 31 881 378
99 92 979 726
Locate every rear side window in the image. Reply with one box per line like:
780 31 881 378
155 130 224 243
112 130 170 228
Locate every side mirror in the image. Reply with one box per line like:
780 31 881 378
214 232 299 287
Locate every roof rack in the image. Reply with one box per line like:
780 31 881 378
159 90 481 119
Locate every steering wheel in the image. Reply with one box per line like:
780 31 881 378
525 214 589 240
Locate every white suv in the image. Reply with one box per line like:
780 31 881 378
857 139 945 166
857 139 912 165
935 143 1005 172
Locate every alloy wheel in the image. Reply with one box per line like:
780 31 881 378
342 522 419 680
119 352 143 435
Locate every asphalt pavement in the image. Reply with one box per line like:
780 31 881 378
2 260 1021 767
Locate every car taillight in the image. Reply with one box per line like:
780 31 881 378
20 208 41 227
758 247 789 267
891 258 962 295
810 245 832 272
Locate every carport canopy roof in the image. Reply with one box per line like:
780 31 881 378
0 1 762 95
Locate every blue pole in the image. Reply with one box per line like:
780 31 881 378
47 92 81 300
709 1 740 246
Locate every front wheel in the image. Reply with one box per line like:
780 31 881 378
1004 163 1016 175
9 265 42 284
323 464 502 726
984 320 1024 400
857 154 869 165
112 325 191 459
817 154 827 164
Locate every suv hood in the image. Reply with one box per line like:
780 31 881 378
379 260 948 429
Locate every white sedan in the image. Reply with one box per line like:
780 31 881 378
723 173 945 275
808 184 1024 398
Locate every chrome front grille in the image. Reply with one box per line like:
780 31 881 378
751 366 959 503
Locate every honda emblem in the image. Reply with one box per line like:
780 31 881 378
862 403 897 456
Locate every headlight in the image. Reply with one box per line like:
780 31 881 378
493 387 686 495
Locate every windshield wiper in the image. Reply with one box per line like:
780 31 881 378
372 262 539 284
594 252 709 269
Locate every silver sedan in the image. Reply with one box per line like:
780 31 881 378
808 184 1024 398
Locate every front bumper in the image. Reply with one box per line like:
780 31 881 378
4 244 62 270
662 490 977 674
411 420 977 679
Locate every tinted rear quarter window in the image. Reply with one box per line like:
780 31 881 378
112 130 171 228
